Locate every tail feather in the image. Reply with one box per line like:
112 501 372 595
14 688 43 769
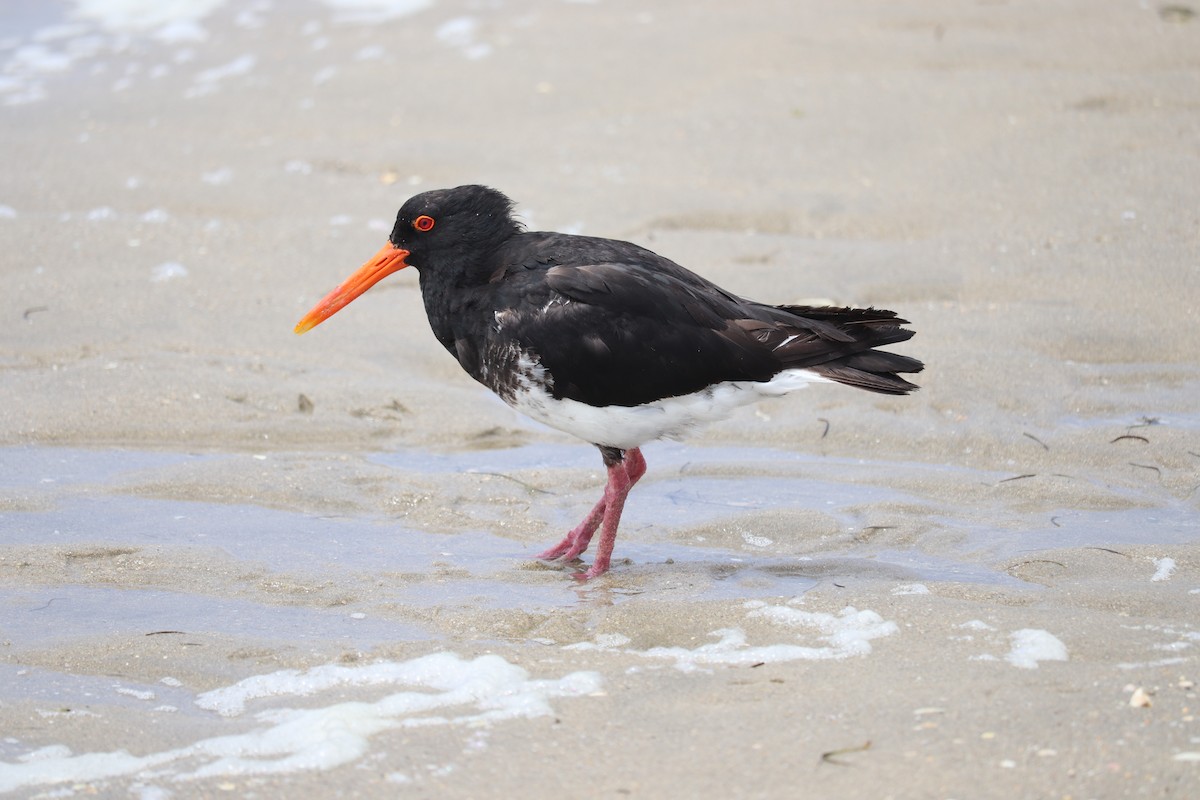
769 305 924 396
810 365 920 395
843 350 924 374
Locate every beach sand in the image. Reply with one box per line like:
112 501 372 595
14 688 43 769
1 0 1198 796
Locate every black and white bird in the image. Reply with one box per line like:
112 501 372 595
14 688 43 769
296 185 922 579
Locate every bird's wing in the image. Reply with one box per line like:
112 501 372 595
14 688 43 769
478 262 777 407
475 248 921 406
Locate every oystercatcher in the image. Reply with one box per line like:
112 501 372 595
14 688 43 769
296 185 922 579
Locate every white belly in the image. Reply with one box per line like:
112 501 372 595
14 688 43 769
507 367 831 450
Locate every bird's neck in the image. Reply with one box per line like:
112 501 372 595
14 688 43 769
415 225 522 355
416 252 497 357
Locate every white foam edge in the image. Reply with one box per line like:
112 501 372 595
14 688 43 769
0 651 601 793
1151 557 1176 582
565 601 897 672
1004 629 1068 669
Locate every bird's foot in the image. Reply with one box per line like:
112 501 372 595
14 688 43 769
537 496 606 562
536 532 595 562
572 562 611 581
536 541 571 561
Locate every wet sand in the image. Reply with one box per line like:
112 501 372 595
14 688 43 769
1 0 1198 796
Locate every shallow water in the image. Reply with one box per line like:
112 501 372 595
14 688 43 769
0 583 432 654
4 440 1194 649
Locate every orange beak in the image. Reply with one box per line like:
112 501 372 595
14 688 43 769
294 242 411 334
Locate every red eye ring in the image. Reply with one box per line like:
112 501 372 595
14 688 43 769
413 214 435 232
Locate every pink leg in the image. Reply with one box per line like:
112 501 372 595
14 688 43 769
560 448 645 563
536 447 646 579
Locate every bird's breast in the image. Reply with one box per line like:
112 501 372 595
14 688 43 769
457 334 555 408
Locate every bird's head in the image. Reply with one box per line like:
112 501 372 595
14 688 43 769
294 184 519 334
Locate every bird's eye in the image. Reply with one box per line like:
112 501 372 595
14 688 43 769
413 215 435 232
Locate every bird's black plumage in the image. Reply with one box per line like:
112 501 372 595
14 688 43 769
387 185 922 410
